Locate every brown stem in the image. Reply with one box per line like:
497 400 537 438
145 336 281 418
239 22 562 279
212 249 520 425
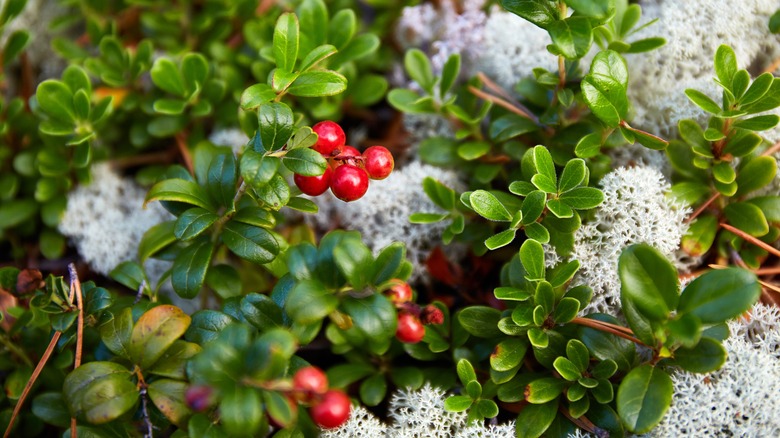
764 56 780 74
110 150 176 169
570 317 649 347
175 132 194 175
560 407 608 438
685 192 721 224
476 72 542 126
467 86 536 123
3 332 63 438
719 222 780 259
761 139 780 157
68 264 85 438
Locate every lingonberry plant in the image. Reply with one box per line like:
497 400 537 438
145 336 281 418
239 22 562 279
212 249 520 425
1 0 780 437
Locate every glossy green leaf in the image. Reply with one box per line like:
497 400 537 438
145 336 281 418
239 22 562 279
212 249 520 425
440 54 461 97
714 45 738 89
490 337 528 372
485 228 517 250
207 153 238 208
171 240 214 298
500 0 558 29
724 202 769 236
582 50 629 127
223 221 279 264
258 102 294 152
684 89 721 114
287 70 347 97
148 379 191 427
146 340 200 379
678 267 760 324
515 400 558 438
681 214 718 256
520 239 545 281
553 357 581 381
151 58 185 97
63 361 138 424
559 187 603 210
145 179 216 212
617 365 673 433
220 386 263 436
673 337 727 373
552 297 580 324
733 114 779 131
282 147 328 176
285 279 338 325
457 306 503 338
558 159 586 193
185 310 236 345
735 156 777 196
548 16 593 59
741 72 775 105
273 13 299 72
175 208 218 241
138 220 176 261
240 83 275 110
99 308 133 360
618 244 679 320
470 190 512 221
404 48 434 92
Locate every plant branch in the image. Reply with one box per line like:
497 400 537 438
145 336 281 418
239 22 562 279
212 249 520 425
3 331 63 438
685 192 721 224
467 86 538 125
174 132 194 175
570 317 648 347
719 222 780 259
68 264 85 438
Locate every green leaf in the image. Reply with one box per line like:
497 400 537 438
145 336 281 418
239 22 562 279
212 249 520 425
138 220 176 262
485 229 517 250
99 308 134 360
712 161 736 184
423 177 456 210
171 240 214 298
63 362 138 424
681 214 718 256
175 208 218 241
519 239 545 281
129 305 191 370
287 70 348 97
684 89 722 114
253 174 290 210
548 16 593 59
552 297 580 324
185 310 236 345
258 102 294 152
37 80 76 123
241 293 283 331
444 395 473 412
285 279 338 324
741 72 775 105
724 202 769 237
617 365 673 434
282 147 328 176
553 357 581 381
532 146 557 185
673 337 727 373
151 58 186 97
0 199 37 229
582 50 629 127
146 340 200 380
618 244 679 321
457 306 503 338
206 153 238 209
299 44 338 72
724 130 762 157
559 187 603 210
273 13 299 72
145 179 216 212
678 267 760 324
521 190 546 225
240 83 275 110
404 48 434 93
735 155 777 196
409 213 448 224
526 378 565 404
470 190 512 221
714 45 738 89
627 126 669 150
457 358 478 384
574 132 603 158
32 392 70 428
558 159 586 193
515 400 558 438
500 0 558 29
732 114 779 131
490 337 528 372
458 141 492 161
440 54 461 97
333 237 373 290
223 221 279 264
371 242 406 285
342 293 396 348
206 265 243 299
241 152 280 190
220 386 263 436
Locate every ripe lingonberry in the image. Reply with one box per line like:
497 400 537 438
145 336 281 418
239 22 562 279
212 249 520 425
331 145 361 167
293 366 329 397
294 166 332 196
310 390 351 429
312 121 346 156
386 281 413 305
362 146 394 180
330 165 369 202
185 385 214 412
421 305 445 325
395 312 425 343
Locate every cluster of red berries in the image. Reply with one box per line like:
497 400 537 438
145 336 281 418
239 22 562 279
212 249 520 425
293 366 351 429
293 121 394 202
384 280 444 344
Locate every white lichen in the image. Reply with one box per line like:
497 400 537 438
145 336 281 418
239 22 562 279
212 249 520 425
208 128 250 156
626 0 780 137
306 160 465 282
321 384 514 438
58 163 173 278
571 166 691 315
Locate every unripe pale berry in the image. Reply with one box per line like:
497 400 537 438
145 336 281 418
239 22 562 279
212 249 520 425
294 166 332 196
396 312 425 343
386 281 413 305
293 366 329 396
312 121 346 156
362 146 394 180
330 165 369 202
310 390 351 429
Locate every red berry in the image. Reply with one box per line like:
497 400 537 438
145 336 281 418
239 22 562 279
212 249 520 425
310 390 351 429
294 166 332 196
185 385 214 412
362 146 394 180
330 165 369 202
396 312 425 343
331 146 361 167
386 281 413 305
312 121 346 156
421 305 444 325
293 366 329 396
